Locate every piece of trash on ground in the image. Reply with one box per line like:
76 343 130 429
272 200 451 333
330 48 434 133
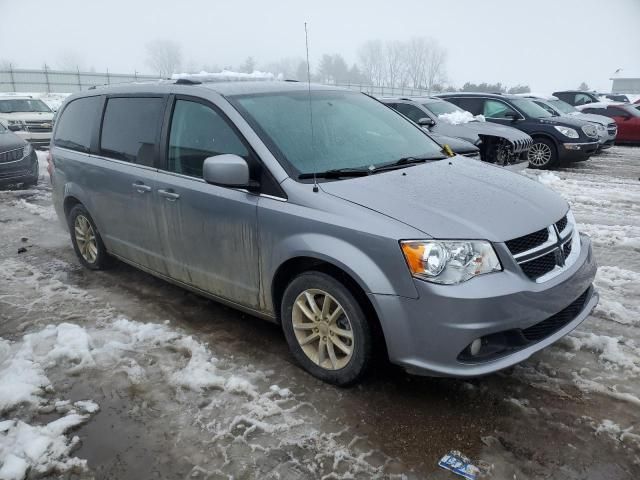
438 450 481 480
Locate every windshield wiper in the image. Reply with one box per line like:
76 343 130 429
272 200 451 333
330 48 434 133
298 167 371 179
369 154 445 173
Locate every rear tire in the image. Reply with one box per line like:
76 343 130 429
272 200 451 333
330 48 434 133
528 137 558 169
68 204 110 270
281 271 372 386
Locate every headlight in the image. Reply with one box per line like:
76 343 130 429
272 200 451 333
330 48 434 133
554 126 579 139
596 124 605 132
400 240 502 284
22 142 33 158
581 124 598 138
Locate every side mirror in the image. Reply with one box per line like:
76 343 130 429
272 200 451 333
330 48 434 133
7 124 22 132
202 154 259 191
504 112 520 121
417 117 435 127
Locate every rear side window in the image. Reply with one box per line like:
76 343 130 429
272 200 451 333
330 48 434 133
447 97 483 115
54 96 102 152
393 103 427 123
100 97 165 166
167 99 249 178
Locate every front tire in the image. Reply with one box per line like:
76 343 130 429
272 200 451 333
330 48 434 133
68 204 110 270
528 137 558 169
281 271 372 386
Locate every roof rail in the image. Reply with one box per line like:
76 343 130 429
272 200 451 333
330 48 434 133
175 78 202 85
491 92 503 95
284 79 299 82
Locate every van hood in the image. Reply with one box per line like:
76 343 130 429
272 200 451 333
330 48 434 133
320 156 568 242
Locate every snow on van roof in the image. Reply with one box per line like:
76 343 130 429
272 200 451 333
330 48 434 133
172 70 277 82
575 101 626 110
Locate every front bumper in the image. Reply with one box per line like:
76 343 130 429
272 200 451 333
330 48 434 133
370 233 597 377
14 131 51 150
0 151 39 187
558 141 599 162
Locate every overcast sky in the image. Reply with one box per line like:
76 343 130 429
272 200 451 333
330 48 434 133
1 0 639 92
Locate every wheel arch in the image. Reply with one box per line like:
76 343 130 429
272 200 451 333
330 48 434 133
271 256 388 358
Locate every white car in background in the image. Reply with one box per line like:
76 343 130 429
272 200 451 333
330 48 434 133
0 96 55 149
521 95 617 150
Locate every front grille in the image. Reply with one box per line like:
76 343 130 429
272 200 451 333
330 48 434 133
0 147 24 163
505 228 549 256
522 288 590 341
555 215 568 233
607 123 617 136
520 251 557 280
563 240 572 257
0 168 30 179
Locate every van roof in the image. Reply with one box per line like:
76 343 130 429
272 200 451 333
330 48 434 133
76 80 344 98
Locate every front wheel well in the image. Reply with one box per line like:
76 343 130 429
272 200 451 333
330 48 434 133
63 196 82 219
271 257 388 357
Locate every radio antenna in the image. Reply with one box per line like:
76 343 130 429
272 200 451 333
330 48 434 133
304 22 318 193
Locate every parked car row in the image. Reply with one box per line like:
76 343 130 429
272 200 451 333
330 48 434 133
47 80 599 385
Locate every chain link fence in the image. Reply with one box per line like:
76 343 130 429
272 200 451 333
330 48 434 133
0 67 437 98
0 67 160 93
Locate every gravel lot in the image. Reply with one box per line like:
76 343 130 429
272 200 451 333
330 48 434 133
1 147 639 479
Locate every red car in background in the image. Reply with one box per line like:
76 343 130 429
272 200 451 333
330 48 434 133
578 103 640 144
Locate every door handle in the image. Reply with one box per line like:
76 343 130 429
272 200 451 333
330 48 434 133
132 182 151 193
158 189 180 201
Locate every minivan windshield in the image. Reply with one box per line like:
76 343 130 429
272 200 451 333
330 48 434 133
0 98 52 114
510 98 553 118
231 90 445 177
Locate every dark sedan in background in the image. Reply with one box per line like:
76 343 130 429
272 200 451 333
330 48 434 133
0 120 39 189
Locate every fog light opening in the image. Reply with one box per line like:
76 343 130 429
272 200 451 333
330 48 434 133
470 338 482 356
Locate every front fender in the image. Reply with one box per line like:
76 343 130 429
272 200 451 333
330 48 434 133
263 232 419 313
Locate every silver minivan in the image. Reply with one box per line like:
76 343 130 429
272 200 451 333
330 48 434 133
50 81 598 385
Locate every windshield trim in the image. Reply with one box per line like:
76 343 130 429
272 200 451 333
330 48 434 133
228 90 445 183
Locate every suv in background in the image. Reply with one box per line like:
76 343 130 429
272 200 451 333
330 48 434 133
0 95 55 149
381 97 531 169
524 95 617 150
552 90 601 107
49 81 597 385
0 120 39 188
577 102 640 144
439 93 600 169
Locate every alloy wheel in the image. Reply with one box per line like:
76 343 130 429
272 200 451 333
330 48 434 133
291 289 354 370
528 142 552 167
74 215 98 263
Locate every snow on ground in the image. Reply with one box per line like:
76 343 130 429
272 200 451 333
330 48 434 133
0 255 410 479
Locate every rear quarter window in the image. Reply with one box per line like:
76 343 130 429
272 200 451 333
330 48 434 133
53 96 102 152
100 97 165 166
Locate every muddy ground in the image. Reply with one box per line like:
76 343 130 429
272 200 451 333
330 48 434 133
1 147 639 479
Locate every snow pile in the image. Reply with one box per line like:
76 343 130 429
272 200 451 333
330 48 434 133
594 419 640 447
592 266 640 325
0 339 50 412
578 224 640 251
438 110 483 125
172 70 275 82
12 199 56 220
0 415 90 480
563 332 639 372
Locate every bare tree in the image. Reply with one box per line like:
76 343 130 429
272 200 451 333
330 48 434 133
146 39 182 77
0 59 15 70
385 41 406 88
578 81 590 91
56 50 87 71
261 57 304 79
358 40 385 86
424 40 447 94
239 56 256 73
404 37 429 89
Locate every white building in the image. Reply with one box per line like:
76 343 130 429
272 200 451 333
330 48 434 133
611 70 640 94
